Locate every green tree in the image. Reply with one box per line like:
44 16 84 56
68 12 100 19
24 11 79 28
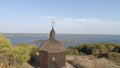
0 35 11 53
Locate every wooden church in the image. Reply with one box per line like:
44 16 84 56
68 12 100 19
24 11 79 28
39 24 66 68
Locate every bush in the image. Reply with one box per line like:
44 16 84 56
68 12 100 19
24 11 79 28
29 45 38 56
74 49 79 55
115 45 120 53
98 44 108 54
67 43 120 58
107 52 120 62
92 48 100 56
66 48 75 55
0 35 11 53
9 45 30 64
105 43 115 52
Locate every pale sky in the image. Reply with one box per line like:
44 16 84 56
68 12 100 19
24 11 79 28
0 0 120 34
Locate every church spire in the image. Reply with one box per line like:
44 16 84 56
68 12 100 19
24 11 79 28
50 19 56 40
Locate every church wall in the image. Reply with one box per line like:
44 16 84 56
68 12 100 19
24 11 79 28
39 51 48 68
47 52 66 68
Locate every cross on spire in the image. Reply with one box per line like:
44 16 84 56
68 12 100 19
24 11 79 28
51 19 55 27
50 19 56 40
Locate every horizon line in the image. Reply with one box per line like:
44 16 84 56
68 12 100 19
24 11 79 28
0 33 120 35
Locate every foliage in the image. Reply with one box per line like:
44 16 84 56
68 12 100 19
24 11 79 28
0 35 38 67
17 43 38 56
107 52 120 62
115 45 120 53
9 45 30 64
29 45 38 56
92 48 99 56
105 43 115 52
66 48 75 55
74 49 79 55
66 43 120 58
17 44 39 67
0 35 11 53
33 40 45 43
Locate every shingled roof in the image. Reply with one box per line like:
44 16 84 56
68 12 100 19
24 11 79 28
39 27 66 53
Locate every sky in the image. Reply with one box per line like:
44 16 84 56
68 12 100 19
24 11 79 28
0 0 120 34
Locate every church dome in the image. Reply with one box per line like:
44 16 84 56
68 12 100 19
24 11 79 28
39 27 66 53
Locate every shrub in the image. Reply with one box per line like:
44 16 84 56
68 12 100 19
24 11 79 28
92 48 100 56
67 43 120 58
29 45 38 56
9 46 30 64
105 43 115 52
74 49 79 55
116 45 120 53
66 48 75 55
107 52 120 62
97 44 108 54
0 35 11 53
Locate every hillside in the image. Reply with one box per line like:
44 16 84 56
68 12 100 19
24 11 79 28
66 55 120 68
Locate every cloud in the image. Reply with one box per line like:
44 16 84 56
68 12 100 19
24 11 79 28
38 16 120 34
39 16 120 26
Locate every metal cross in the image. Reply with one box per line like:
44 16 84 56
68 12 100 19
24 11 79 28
51 19 55 27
